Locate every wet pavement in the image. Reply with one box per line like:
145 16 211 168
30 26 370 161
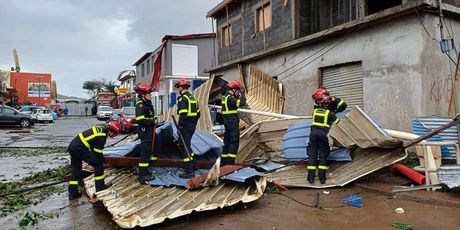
1 118 460 229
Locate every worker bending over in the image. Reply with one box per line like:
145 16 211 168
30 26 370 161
312 87 347 113
67 121 121 200
175 78 200 179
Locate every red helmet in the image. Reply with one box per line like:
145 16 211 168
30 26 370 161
134 83 154 94
108 121 122 135
227 80 241 90
312 87 328 101
174 78 190 88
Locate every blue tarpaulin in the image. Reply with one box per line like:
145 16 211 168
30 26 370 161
221 167 262 183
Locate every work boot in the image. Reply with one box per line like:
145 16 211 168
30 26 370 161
95 182 112 192
307 169 316 184
68 192 83 200
139 173 156 184
318 169 327 184
179 162 196 179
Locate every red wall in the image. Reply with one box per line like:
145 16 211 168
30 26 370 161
10 72 52 107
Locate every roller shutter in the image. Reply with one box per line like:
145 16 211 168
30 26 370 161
321 62 363 108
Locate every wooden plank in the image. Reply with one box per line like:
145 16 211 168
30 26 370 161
186 165 244 189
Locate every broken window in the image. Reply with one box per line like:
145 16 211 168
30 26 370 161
256 2 272 32
367 0 402 15
221 24 232 47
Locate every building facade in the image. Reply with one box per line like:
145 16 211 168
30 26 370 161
10 72 52 107
133 33 216 114
207 0 460 132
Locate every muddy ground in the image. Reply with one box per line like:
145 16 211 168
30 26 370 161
1 118 460 229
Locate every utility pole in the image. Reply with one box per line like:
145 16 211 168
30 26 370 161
438 0 460 143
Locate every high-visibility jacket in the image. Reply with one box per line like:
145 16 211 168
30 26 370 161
177 92 200 125
69 125 108 154
311 108 339 129
135 98 156 127
221 93 246 115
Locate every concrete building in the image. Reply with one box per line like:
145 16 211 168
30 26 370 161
207 0 460 131
133 33 216 114
10 72 52 107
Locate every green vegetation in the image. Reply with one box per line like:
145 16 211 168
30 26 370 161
0 147 67 157
392 223 413 230
19 211 54 228
265 185 282 194
0 166 70 217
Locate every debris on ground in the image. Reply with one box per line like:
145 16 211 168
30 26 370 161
394 207 405 214
340 194 363 208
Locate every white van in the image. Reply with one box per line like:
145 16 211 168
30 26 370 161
97 106 113 120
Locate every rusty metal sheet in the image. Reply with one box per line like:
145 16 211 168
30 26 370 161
84 168 266 228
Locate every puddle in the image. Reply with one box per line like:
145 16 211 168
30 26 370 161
0 153 68 181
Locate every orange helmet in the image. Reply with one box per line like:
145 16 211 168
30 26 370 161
108 121 122 135
227 80 241 90
134 83 154 94
174 78 190 88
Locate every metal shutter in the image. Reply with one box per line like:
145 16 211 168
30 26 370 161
322 62 363 108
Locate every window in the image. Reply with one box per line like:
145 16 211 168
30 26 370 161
367 0 402 15
141 63 145 77
147 59 151 74
221 25 232 47
4 107 15 114
256 2 272 32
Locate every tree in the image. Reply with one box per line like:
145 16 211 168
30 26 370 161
101 78 118 97
82 80 103 99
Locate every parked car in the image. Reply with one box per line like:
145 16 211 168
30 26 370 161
119 107 136 133
0 105 35 128
97 106 113 120
31 109 54 123
19 105 44 114
111 109 122 122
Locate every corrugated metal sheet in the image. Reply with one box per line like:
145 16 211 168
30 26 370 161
84 168 266 228
412 119 451 157
242 65 284 127
437 165 460 188
329 106 402 149
239 107 406 188
322 62 363 108
159 75 215 132
416 117 459 159
281 112 352 161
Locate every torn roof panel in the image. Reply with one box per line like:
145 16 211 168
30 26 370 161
142 167 210 187
281 120 352 161
84 168 266 228
329 106 402 149
437 165 460 188
221 167 262 183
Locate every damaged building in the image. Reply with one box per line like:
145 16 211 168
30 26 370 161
206 0 460 132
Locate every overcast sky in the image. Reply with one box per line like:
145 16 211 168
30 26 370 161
0 0 221 98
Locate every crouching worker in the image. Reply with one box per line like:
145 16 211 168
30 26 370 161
307 91 338 184
67 121 121 200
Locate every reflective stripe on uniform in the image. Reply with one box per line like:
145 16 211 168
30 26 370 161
236 99 240 107
69 181 78 185
221 95 237 115
337 99 344 108
150 156 158 161
183 157 193 162
178 94 200 117
139 163 149 167
318 165 329 170
312 109 330 128
79 126 107 151
93 148 103 153
307 166 317 170
332 118 339 125
94 175 105 181
135 115 154 121
222 153 237 158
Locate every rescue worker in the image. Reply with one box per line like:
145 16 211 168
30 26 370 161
307 94 339 184
175 78 200 178
134 83 157 183
67 121 121 200
221 80 246 166
312 87 347 113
